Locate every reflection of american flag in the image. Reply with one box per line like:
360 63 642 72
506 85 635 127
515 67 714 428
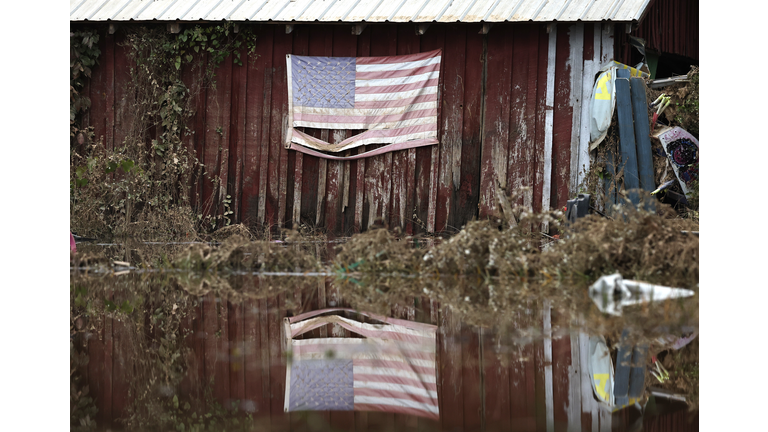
286 50 441 154
283 309 439 419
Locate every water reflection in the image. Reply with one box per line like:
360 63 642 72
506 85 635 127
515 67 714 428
71 248 697 432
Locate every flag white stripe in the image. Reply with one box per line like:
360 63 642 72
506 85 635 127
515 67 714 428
353 396 440 414
293 351 435 364
354 380 438 399
354 366 436 383
293 101 437 117
354 86 437 102
351 353 435 369
355 56 441 73
355 71 439 87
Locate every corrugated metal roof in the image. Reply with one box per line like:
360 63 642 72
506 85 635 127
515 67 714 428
71 0 653 22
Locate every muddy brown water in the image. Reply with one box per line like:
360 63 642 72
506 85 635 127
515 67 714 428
70 241 698 432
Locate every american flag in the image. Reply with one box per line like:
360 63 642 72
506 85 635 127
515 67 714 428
283 308 439 419
286 50 442 159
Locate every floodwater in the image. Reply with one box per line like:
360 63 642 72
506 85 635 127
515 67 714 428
70 238 698 432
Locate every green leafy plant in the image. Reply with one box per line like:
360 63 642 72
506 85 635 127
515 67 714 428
71 30 101 138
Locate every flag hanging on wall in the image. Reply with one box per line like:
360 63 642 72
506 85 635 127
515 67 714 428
283 308 439 419
285 50 442 160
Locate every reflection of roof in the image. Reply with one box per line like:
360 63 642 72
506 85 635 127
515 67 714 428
71 0 654 23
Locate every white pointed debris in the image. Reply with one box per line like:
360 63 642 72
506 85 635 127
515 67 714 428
589 273 695 316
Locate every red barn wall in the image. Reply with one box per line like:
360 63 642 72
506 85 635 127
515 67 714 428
78 22 618 236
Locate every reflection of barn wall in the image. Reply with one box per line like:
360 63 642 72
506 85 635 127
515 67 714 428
77 22 621 236
81 280 698 431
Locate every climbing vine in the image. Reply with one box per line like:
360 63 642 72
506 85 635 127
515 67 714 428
70 23 259 240
71 30 101 138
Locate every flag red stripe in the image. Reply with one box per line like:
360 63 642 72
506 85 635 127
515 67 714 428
354 403 439 420
355 79 439 96
353 359 436 376
293 343 436 361
355 49 442 65
354 373 437 391
293 109 437 126
355 63 440 80
353 388 437 406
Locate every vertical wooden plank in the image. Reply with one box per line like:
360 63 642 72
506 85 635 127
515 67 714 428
414 25 445 234
112 32 132 151
483 327 511 432
240 26 267 226
439 306 464 432
479 24 513 219
258 29 275 226
435 24 466 232
601 25 614 65
227 42 249 223
542 24 558 231
265 28 287 227
532 25 549 215
104 32 115 151
290 26 310 228
567 24 585 198
88 28 108 150
506 25 530 209
275 31 292 229
577 23 599 192
391 25 420 233
203 53 233 221
104 311 114 428
453 26 484 231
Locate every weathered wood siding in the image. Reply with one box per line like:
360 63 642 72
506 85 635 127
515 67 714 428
78 22 620 236
616 0 699 63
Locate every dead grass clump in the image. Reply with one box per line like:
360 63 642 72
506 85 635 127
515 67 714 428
333 228 422 274
208 223 256 242
545 204 699 290
172 235 321 273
